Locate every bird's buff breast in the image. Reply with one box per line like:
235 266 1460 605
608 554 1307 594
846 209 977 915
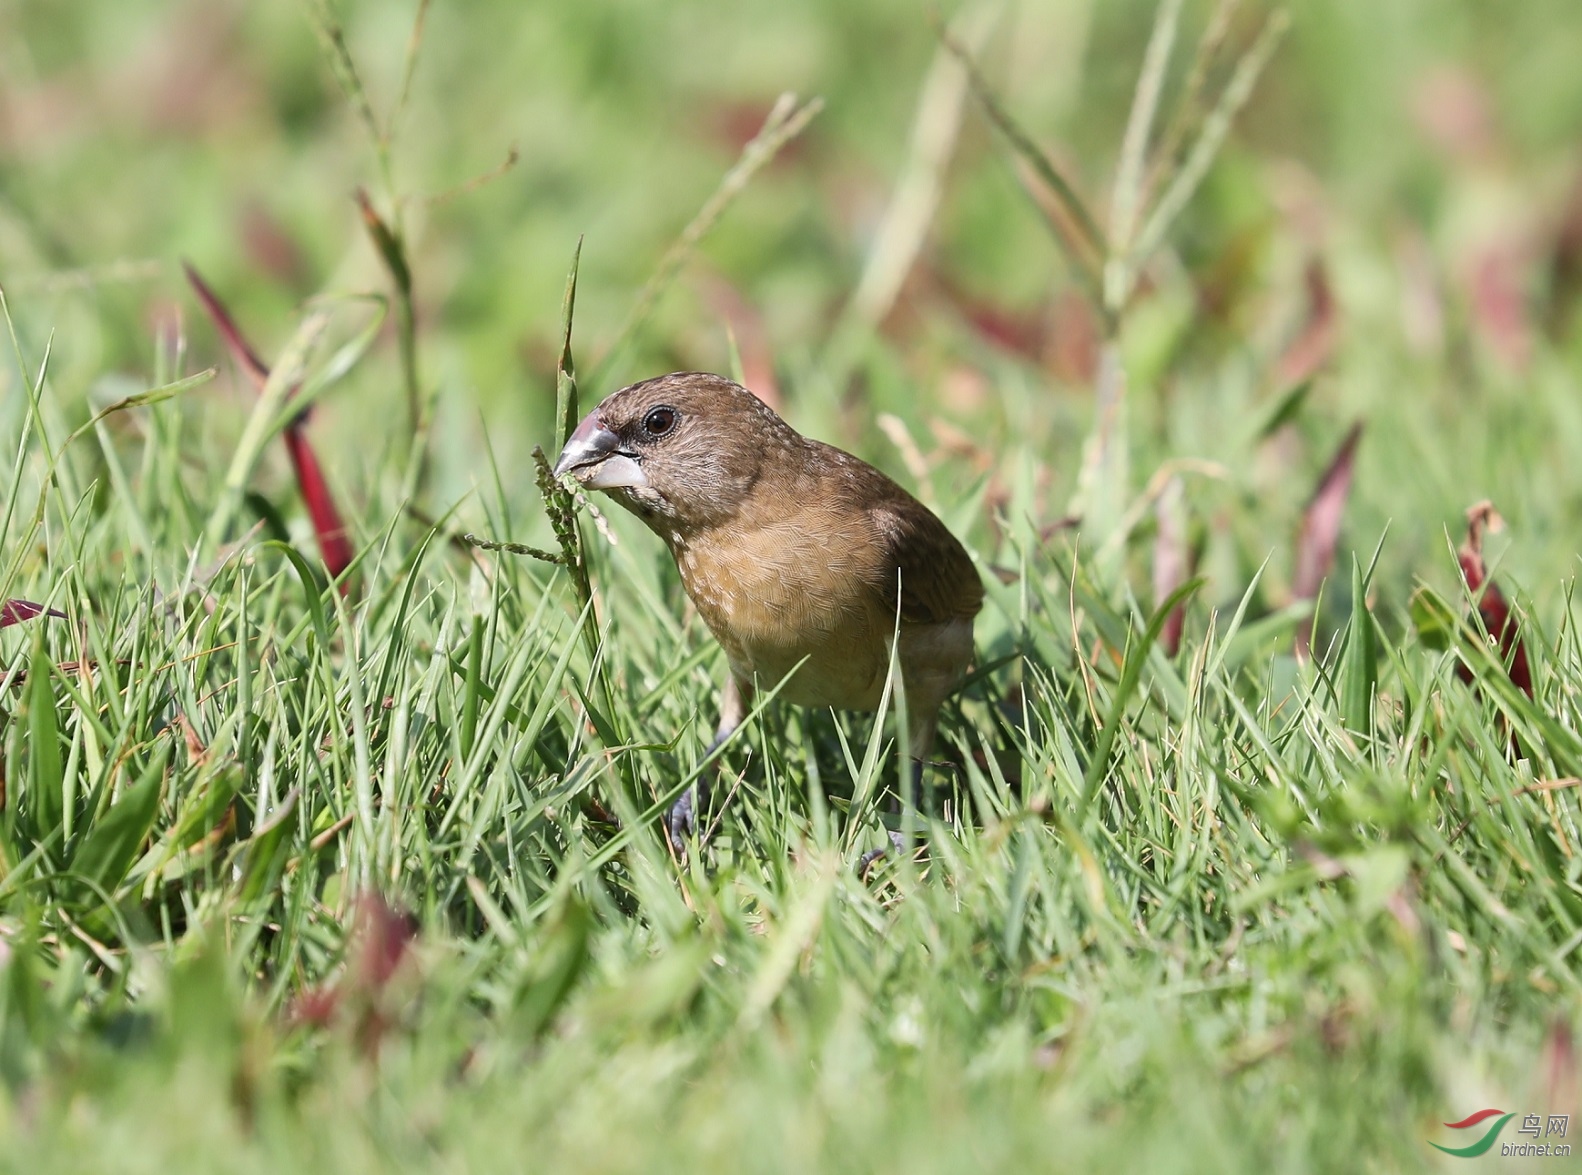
671 520 892 711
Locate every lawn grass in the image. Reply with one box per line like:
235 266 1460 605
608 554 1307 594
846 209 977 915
1 1 1581 1171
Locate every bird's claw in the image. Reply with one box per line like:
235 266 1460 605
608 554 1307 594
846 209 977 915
667 784 701 853
857 830 910 876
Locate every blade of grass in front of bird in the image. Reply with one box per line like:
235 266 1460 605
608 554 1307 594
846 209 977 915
554 237 583 448
562 658 811 882
848 636 901 854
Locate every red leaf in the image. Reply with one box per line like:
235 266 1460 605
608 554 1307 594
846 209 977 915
925 270 1101 385
286 894 419 1050
1456 501 1532 697
0 600 65 628
283 429 353 585
958 300 1046 360
183 262 272 392
1275 259 1339 389
351 893 419 994
353 189 411 297
289 984 341 1028
185 263 352 589
1293 423 1364 656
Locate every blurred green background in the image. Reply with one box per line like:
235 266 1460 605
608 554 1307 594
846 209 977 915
5 0 1582 621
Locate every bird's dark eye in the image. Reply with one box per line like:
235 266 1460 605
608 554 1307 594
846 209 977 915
642 406 678 438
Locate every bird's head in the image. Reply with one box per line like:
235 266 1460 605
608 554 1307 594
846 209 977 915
553 372 796 534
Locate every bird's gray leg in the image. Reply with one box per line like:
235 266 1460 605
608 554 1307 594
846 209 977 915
907 706 939 765
668 672 753 850
906 707 939 808
861 705 939 873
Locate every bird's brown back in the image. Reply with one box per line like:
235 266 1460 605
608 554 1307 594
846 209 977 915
790 437 983 627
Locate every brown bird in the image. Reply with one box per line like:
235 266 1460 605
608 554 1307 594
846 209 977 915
553 372 983 847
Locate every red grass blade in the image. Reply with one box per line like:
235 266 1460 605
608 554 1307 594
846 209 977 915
353 189 411 296
1456 500 1532 697
185 262 351 588
288 893 419 1053
351 892 420 994
283 429 354 585
1293 422 1363 656
182 261 271 390
1274 259 1339 389
0 600 66 628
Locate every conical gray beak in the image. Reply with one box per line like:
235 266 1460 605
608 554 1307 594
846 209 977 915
553 412 649 490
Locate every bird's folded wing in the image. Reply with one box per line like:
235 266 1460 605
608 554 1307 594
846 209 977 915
873 500 985 625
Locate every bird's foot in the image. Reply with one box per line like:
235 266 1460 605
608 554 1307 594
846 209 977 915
666 782 705 853
856 830 910 877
